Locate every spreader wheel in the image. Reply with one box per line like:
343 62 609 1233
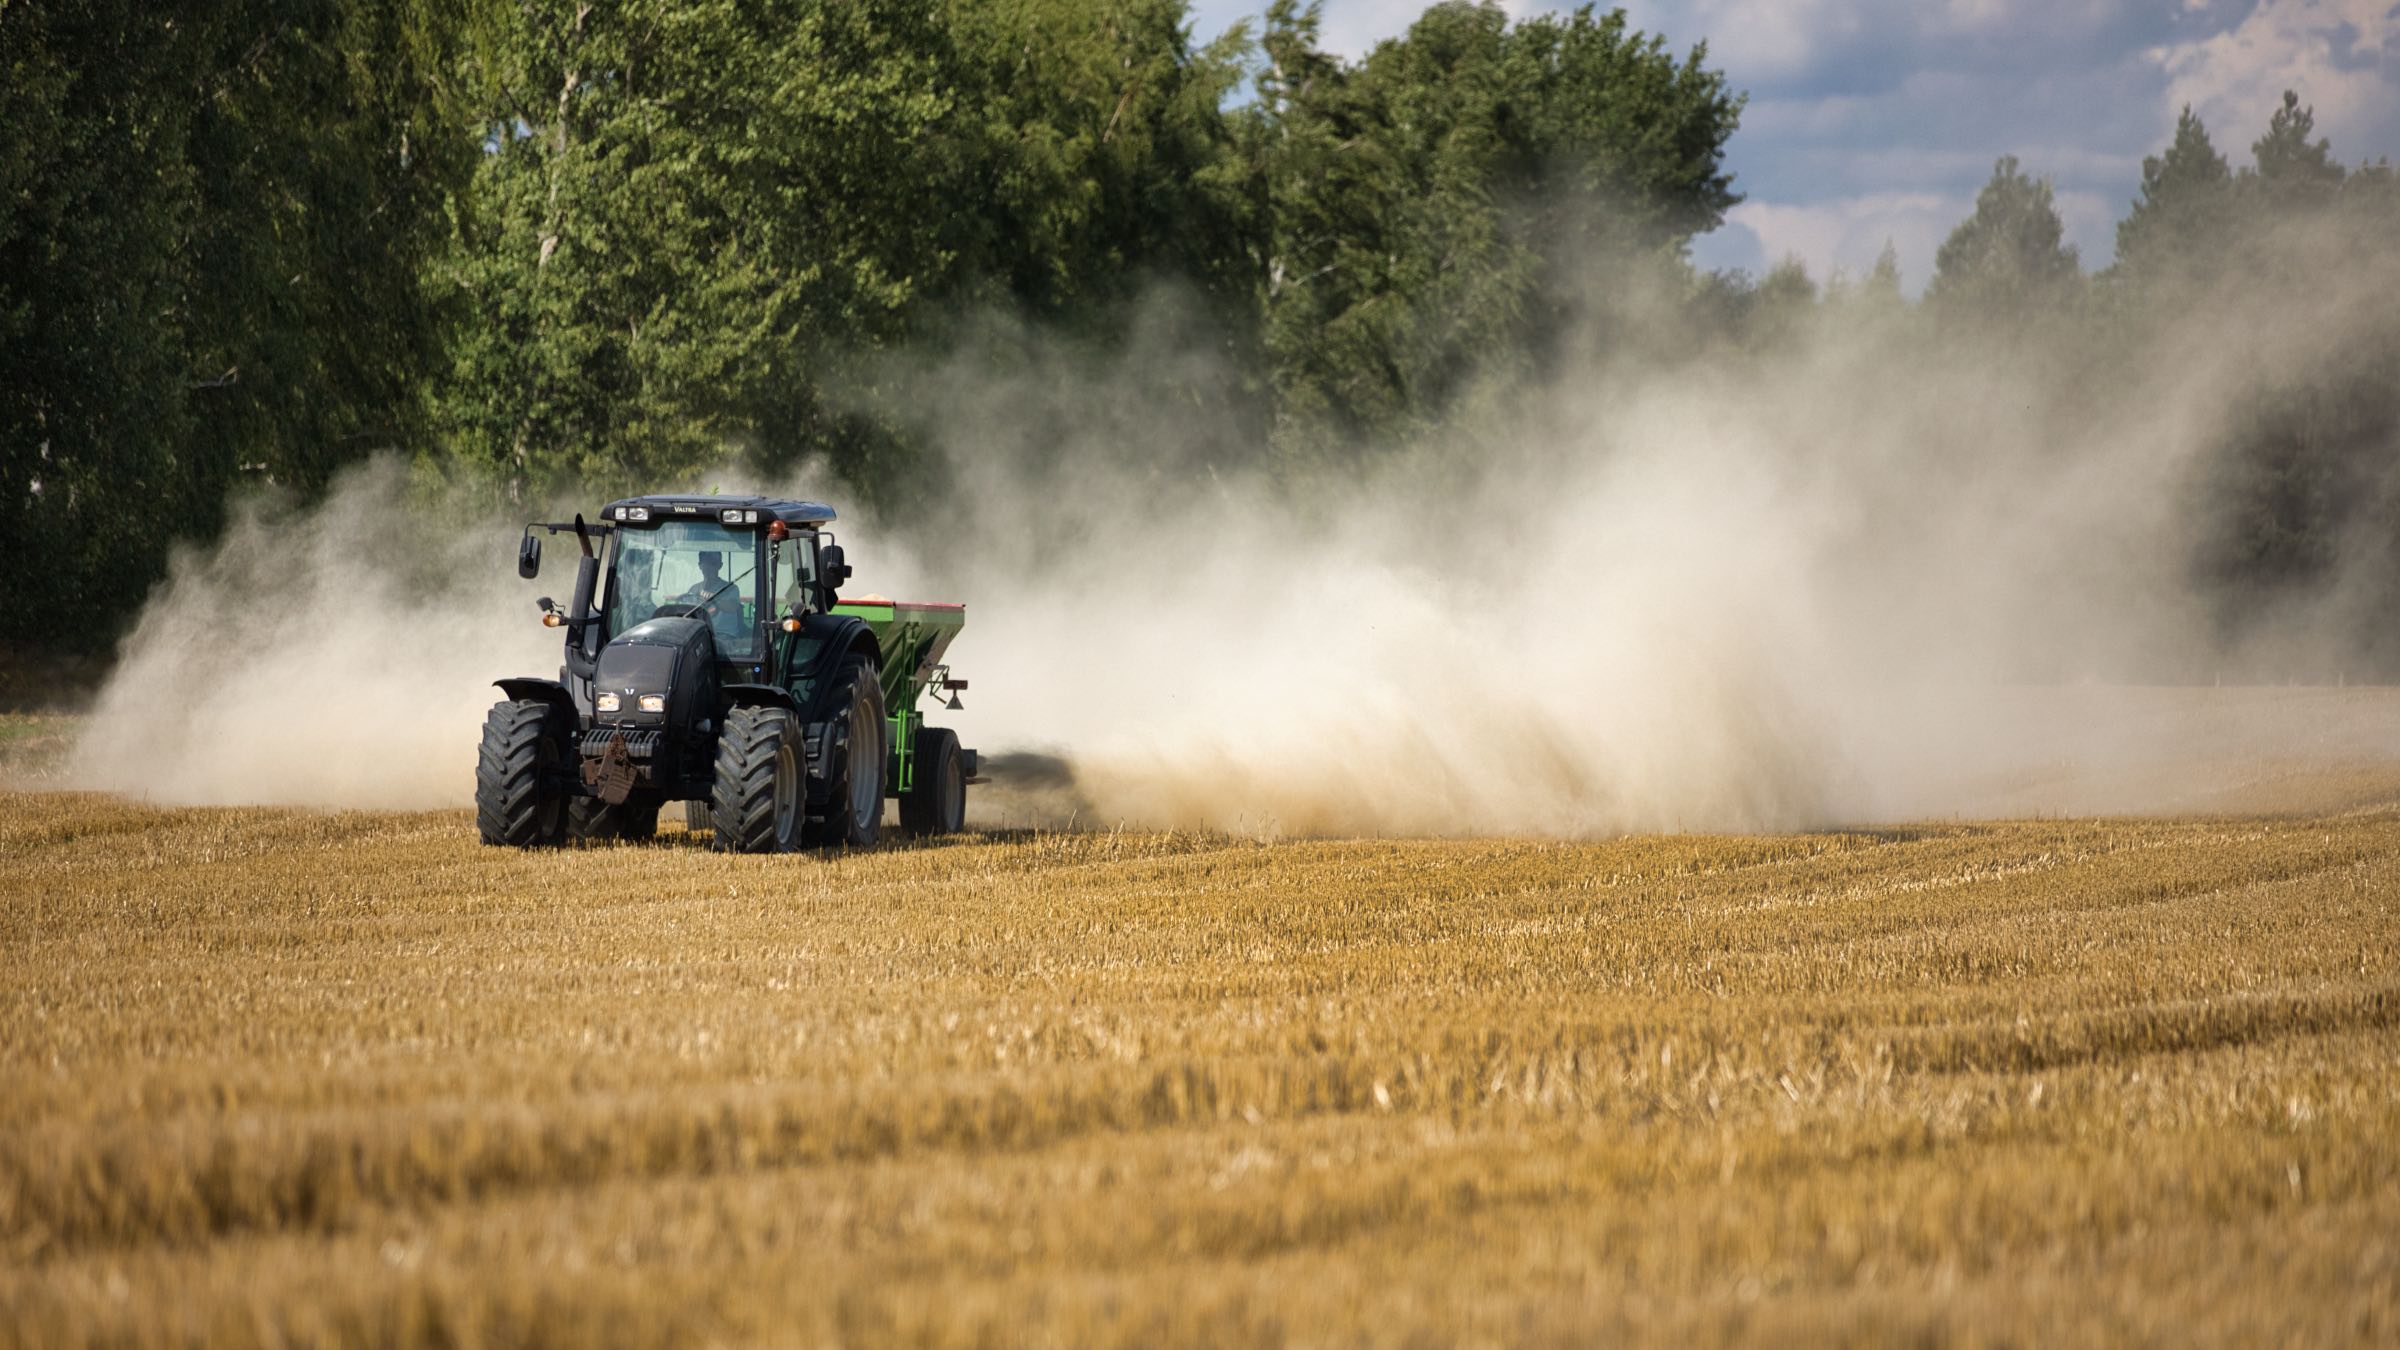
899 727 967 836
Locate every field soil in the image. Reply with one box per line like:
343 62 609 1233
3 717 2398 1345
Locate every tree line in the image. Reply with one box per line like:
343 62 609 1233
1916 95 2400 670
4 0 2395 669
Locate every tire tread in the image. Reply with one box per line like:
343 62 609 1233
710 706 793 853
899 726 965 836
475 699 566 848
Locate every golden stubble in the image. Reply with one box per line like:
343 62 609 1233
2 777 2395 1347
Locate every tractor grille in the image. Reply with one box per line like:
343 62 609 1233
577 728 664 760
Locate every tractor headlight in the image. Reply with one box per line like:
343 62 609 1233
614 506 649 522
596 692 621 713
638 694 665 714
720 508 754 524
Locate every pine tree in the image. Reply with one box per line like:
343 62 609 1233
2115 106 2231 279
2250 90 2343 206
1929 155 2081 325
1866 240 1903 300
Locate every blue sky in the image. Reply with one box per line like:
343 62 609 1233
1187 0 2400 292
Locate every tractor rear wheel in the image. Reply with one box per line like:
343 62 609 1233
711 706 803 853
570 796 659 843
475 698 569 848
806 653 885 848
898 726 966 836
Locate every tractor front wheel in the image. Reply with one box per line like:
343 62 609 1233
711 706 803 853
475 698 569 848
898 726 966 836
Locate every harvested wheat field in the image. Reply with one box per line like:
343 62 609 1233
3 765 2398 1347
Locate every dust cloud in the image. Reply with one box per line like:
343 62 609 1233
850 239 2400 836
67 231 2400 834
67 460 556 809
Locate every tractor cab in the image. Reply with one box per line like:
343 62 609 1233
588 495 843 685
582 495 891 729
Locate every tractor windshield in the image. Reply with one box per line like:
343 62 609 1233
605 521 761 660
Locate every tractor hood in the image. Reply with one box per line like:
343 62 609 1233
592 616 719 730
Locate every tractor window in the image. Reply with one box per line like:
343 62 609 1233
605 521 761 660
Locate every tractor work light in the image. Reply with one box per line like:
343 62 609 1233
613 506 650 522
596 692 621 713
720 508 755 524
638 695 665 713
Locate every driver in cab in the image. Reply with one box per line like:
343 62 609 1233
677 551 750 644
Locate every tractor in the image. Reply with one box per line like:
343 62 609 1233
475 494 973 852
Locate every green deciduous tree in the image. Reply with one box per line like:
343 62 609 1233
0 0 468 650
433 0 968 496
1249 1 1741 458
435 0 1264 500
940 0 1255 322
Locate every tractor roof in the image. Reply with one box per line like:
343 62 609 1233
600 493 837 526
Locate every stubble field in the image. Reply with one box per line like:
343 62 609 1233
2 714 2397 1347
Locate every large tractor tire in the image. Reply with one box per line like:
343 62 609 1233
570 796 659 844
475 698 570 848
806 653 885 848
710 706 804 853
898 726 967 836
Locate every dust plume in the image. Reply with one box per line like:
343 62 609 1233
854 240 2400 835
67 228 2400 834
66 461 555 809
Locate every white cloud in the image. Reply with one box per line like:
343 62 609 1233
2150 0 2400 151
1690 215 1770 278
1724 193 1964 294
1673 0 1855 84
1714 183 2114 297
2053 188 2120 265
1623 0 2200 91
1322 0 1539 54
1189 0 1538 57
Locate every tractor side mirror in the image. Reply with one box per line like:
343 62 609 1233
517 532 542 579
820 543 853 588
